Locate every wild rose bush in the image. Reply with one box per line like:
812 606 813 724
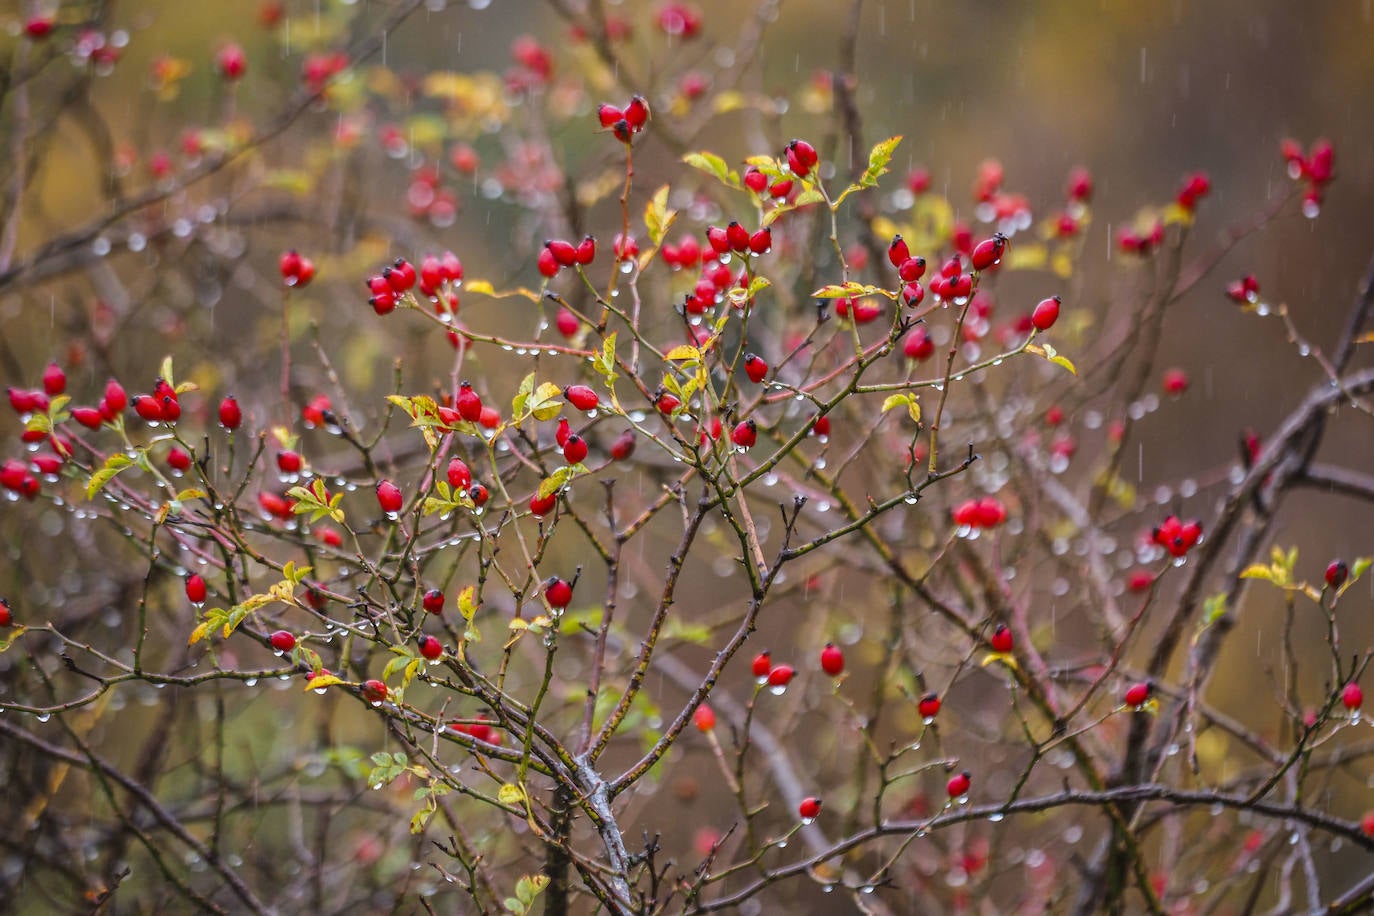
1 2 1372 913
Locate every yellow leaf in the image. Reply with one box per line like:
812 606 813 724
1239 564 1275 582
303 674 343 692
663 345 701 361
498 783 526 805
980 652 1019 670
188 621 213 646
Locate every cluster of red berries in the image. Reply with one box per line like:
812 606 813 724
929 255 974 305
1118 220 1166 256
1050 166 1094 237
596 96 650 143
538 236 597 278
782 139 819 178
1280 138 1335 216
887 235 928 306
750 651 794 692
450 714 500 744
508 35 553 90
951 496 1008 529
742 167 795 200
365 258 418 315
705 222 771 258
278 249 317 288
1150 515 1203 558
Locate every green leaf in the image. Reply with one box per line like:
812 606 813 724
593 332 619 384
862 135 901 187
528 382 564 422
681 152 738 188
811 281 892 300
159 355 175 389
880 393 921 424
86 452 135 500
538 464 582 500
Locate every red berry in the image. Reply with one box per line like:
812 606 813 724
538 247 561 278
1325 560 1349 589
970 234 1007 271
546 239 578 267
376 479 403 514
574 235 597 265
743 168 768 193
811 415 831 438
555 307 580 337
1342 682 1363 711
1032 296 1061 332
946 771 971 799
743 353 768 384
786 139 818 176
888 235 911 268
468 483 489 507
1162 368 1189 396
725 221 750 252
529 491 557 516
277 450 303 474
798 796 822 820
362 679 388 705
562 434 589 464
385 258 416 293
731 419 757 449
819 643 844 676
423 589 445 614
263 630 295 654
71 406 105 429
597 104 624 128
216 43 247 80
446 457 472 491
655 391 681 415
751 651 772 680
185 574 207 604
990 624 1014 654
555 417 572 449
456 382 483 422
1127 570 1155 593
693 704 716 732
0 598 11 627
478 406 501 429
104 379 127 414
748 228 771 255
42 362 66 396
24 16 55 39
132 395 164 423
166 447 192 473
565 385 599 412
766 664 795 688
1362 812 1374 838
624 95 650 130
904 327 935 361
218 396 242 430
610 429 636 461
544 577 573 609
1124 682 1152 707
418 635 443 660
918 692 941 721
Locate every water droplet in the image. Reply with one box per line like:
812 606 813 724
245 678 258 687
36 713 51 723
988 812 1004 822
768 684 787 696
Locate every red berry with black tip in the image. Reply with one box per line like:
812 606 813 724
888 235 911 268
819 643 844 676
546 239 577 267
423 589 445 614
574 235 597 265
624 95 649 130
418 635 443 660
748 228 771 255
597 104 623 128
990 624 1013 654
970 234 1007 271
731 419 757 449
563 434 588 464
468 483 489 507
752 652 771 679
1325 560 1348 589
946 770 971 799
918 692 941 721
0 598 11 627
743 353 768 384
1124 681 1151 707
544 577 573 609
725 222 750 252
798 797 822 820
132 395 164 423
456 382 482 422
